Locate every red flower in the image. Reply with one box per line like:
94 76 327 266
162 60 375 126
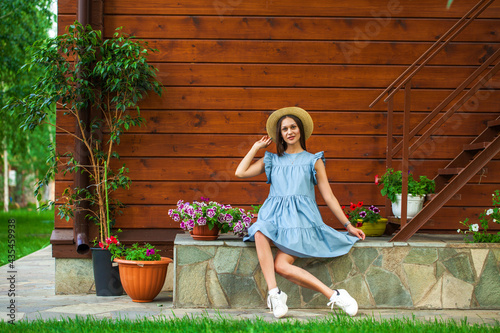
356 222 363 227
99 241 109 250
357 201 363 207
350 202 356 210
375 174 379 185
341 206 345 210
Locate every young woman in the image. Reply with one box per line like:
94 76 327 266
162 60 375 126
235 107 365 318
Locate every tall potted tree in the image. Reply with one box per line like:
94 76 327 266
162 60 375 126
7 22 162 295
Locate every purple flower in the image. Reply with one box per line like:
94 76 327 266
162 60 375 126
186 206 195 217
146 249 155 256
225 214 234 222
180 221 186 229
177 200 184 208
243 215 251 224
197 217 207 225
369 205 376 211
172 213 180 222
233 222 243 233
207 208 216 218
187 219 195 229
195 208 203 215
218 215 225 223
373 207 380 214
168 209 174 216
359 211 367 218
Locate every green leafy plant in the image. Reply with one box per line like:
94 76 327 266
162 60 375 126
6 22 162 245
107 239 161 261
458 190 500 243
250 204 262 215
376 168 435 202
343 201 382 227
168 198 254 237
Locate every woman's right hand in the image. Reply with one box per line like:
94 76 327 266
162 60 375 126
253 136 273 150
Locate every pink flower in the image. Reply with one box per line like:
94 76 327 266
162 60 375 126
375 175 379 185
146 249 155 256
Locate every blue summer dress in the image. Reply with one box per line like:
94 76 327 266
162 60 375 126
243 151 359 258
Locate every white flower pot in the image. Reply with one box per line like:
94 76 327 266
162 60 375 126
391 194 425 219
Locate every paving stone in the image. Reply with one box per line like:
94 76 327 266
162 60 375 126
436 261 447 279
404 248 438 265
442 254 475 284
206 269 229 308
55 259 94 294
372 254 383 267
213 247 241 274
235 247 259 275
352 248 378 273
403 263 437 304
442 272 473 309
335 274 373 307
176 246 214 265
470 249 489 278
416 276 443 309
330 253 353 282
276 274 301 308
176 262 209 307
438 248 457 261
253 268 267 300
218 274 263 308
366 266 412 307
475 251 500 307
380 247 411 273
300 259 333 303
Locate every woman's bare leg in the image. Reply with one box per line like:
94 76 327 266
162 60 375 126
254 231 277 290
274 250 334 298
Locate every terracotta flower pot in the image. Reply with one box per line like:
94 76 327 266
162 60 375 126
357 218 388 237
113 257 172 302
189 224 220 240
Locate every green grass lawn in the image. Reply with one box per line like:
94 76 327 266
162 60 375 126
0 208 54 266
1 314 498 332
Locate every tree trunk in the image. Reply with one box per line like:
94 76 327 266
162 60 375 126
3 147 8 212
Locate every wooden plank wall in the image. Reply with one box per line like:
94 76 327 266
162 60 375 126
55 0 500 257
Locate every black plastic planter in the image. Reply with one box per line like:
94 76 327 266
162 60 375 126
91 248 124 296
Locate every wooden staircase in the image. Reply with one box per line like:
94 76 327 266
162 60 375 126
369 0 500 241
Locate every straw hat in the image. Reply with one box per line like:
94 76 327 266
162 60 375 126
266 107 314 142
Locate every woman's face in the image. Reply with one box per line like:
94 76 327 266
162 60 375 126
280 117 301 146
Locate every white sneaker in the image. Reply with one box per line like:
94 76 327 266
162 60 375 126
327 289 358 316
267 290 288 318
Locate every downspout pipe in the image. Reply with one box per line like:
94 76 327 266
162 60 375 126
73 0 91 255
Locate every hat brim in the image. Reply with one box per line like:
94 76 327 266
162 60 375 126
266 107 314 142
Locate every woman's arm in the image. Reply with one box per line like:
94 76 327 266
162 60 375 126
315 159 365 240
235 136 273 178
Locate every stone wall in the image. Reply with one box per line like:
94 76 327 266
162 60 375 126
174 234 500 309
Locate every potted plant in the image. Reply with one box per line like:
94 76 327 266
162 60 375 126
168 198 254 240
376 168 436 219
457 190 500 243
343 201 387 237
7 22 162 295
107 239 172 302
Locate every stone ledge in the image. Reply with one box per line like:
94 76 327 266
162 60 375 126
174 234 500 309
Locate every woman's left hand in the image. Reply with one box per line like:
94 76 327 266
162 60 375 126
347 225 365 240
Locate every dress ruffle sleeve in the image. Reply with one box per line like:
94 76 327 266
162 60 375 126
264 151 273 184
311 151 326 185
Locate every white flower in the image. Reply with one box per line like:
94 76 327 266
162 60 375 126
486 209 494 215
470 224 479 232
457 229 461 233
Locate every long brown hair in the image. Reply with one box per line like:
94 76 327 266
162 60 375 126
275 114 307 156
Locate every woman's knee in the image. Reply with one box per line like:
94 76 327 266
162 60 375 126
274 259 291 277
